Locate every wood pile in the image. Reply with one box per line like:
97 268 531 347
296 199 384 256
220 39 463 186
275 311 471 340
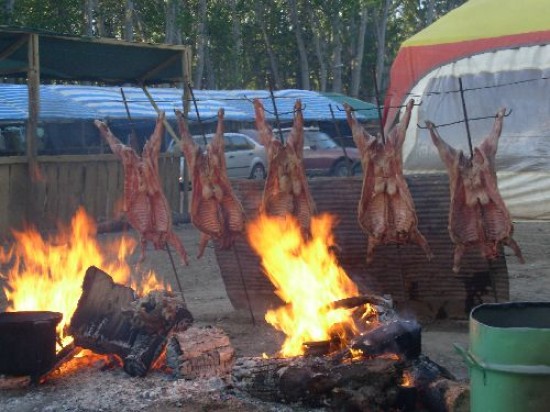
68 266 193 377
232 354 469 411
166 326 235 379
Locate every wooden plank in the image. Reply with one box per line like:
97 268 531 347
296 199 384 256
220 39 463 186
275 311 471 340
104 160 122 221
82 160 99 218
8 163 29 230
0 165 11 233
39 162 55 226
65 162 84 220
95 160 110 221
55 162 71 224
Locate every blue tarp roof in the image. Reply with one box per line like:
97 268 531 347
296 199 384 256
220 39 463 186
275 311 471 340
0 84 376 123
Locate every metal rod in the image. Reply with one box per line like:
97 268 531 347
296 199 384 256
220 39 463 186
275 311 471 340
267 75 284 143
371 66 386 144
141 85 180 145
458 77 474 159
416 109 512 130
165 243 185 302
187 82 208 146
329 103 351 176
120 87 140 153
233 241 256 325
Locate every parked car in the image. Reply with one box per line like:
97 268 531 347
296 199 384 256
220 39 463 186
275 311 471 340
240 127 362 177
168 132 268 190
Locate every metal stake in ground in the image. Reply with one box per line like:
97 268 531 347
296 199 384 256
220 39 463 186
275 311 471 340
187 82 208 146
232 240 256 325
267 75 284 143
329 103 351 176
165 243 185 303
458 77 498 301
458 77 474 159
371 66 386 144
120 88 141 154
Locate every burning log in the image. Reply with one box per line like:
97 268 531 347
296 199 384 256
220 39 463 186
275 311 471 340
166 325 235 379
407 355 470 412
232 355 402 408
326 293 393 311
350 319 422 360
68 266 193 377
232 353 468 411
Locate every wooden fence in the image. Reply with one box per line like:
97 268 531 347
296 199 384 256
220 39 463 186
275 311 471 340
0 153 181 234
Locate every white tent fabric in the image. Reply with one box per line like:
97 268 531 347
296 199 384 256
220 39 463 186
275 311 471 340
402 44 550 220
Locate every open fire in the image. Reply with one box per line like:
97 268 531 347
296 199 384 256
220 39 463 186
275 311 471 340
247 212 379 358
0 207 170 353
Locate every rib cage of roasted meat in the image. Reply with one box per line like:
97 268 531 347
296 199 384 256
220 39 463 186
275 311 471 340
426 108 525 273
176 108 245 258
94 113 189 265
345 99 433 264
253 99 316 231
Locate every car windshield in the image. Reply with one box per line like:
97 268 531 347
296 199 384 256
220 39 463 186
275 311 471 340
193 135 212 149
304 132 339 149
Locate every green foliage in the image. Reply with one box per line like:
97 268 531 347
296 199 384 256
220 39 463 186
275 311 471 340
2 0 466 96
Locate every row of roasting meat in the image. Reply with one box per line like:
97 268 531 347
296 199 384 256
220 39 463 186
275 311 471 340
94 97 524 273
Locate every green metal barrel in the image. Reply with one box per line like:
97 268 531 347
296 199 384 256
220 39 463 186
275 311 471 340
456 302 550 412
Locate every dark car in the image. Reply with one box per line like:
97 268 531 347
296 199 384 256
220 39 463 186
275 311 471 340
240 127 362 177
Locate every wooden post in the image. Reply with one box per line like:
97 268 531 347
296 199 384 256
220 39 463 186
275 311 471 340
26 34 40 178
26 33 40 225
181 48 192 217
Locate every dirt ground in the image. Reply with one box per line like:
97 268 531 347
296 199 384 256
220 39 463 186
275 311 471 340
0 219 549 411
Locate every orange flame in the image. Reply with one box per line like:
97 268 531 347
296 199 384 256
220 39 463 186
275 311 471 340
401 370 414 387
247 213 369 357
0 207 167 352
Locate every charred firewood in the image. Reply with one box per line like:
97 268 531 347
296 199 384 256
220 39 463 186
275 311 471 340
351 319 422 360
68 266 193 377
325 293 393 311
405 355 470 412
166 325 235 379
232 355 401 409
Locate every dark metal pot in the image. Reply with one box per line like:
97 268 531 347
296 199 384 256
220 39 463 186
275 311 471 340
0 311 63 378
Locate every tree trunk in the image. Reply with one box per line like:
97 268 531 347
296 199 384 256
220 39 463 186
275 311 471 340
165 0 182 45
83 0 95 36
229 0 243 88
204 46 216 89
4 0 14 24
124 0 134 42
255 0 281 89
288 0 310 90
374 0 391 99
194 0 207 87
350 8 368 98
425 0 436 25
330 10 343 93
307 8 327 91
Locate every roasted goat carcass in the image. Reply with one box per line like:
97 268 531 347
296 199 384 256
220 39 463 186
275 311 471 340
94 113 189 264
426 109 524 273
345 99 432 264
175 108 245 258
253 99 316 231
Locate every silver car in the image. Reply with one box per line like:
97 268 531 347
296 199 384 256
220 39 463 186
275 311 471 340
169 132 267 189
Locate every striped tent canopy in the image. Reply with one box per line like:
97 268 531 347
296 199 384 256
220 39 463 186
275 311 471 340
0 84 373 123
384 0 550 220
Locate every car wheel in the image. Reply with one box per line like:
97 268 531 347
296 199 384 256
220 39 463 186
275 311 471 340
352 163 363 176
250 163 266 179
332 160 353 177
